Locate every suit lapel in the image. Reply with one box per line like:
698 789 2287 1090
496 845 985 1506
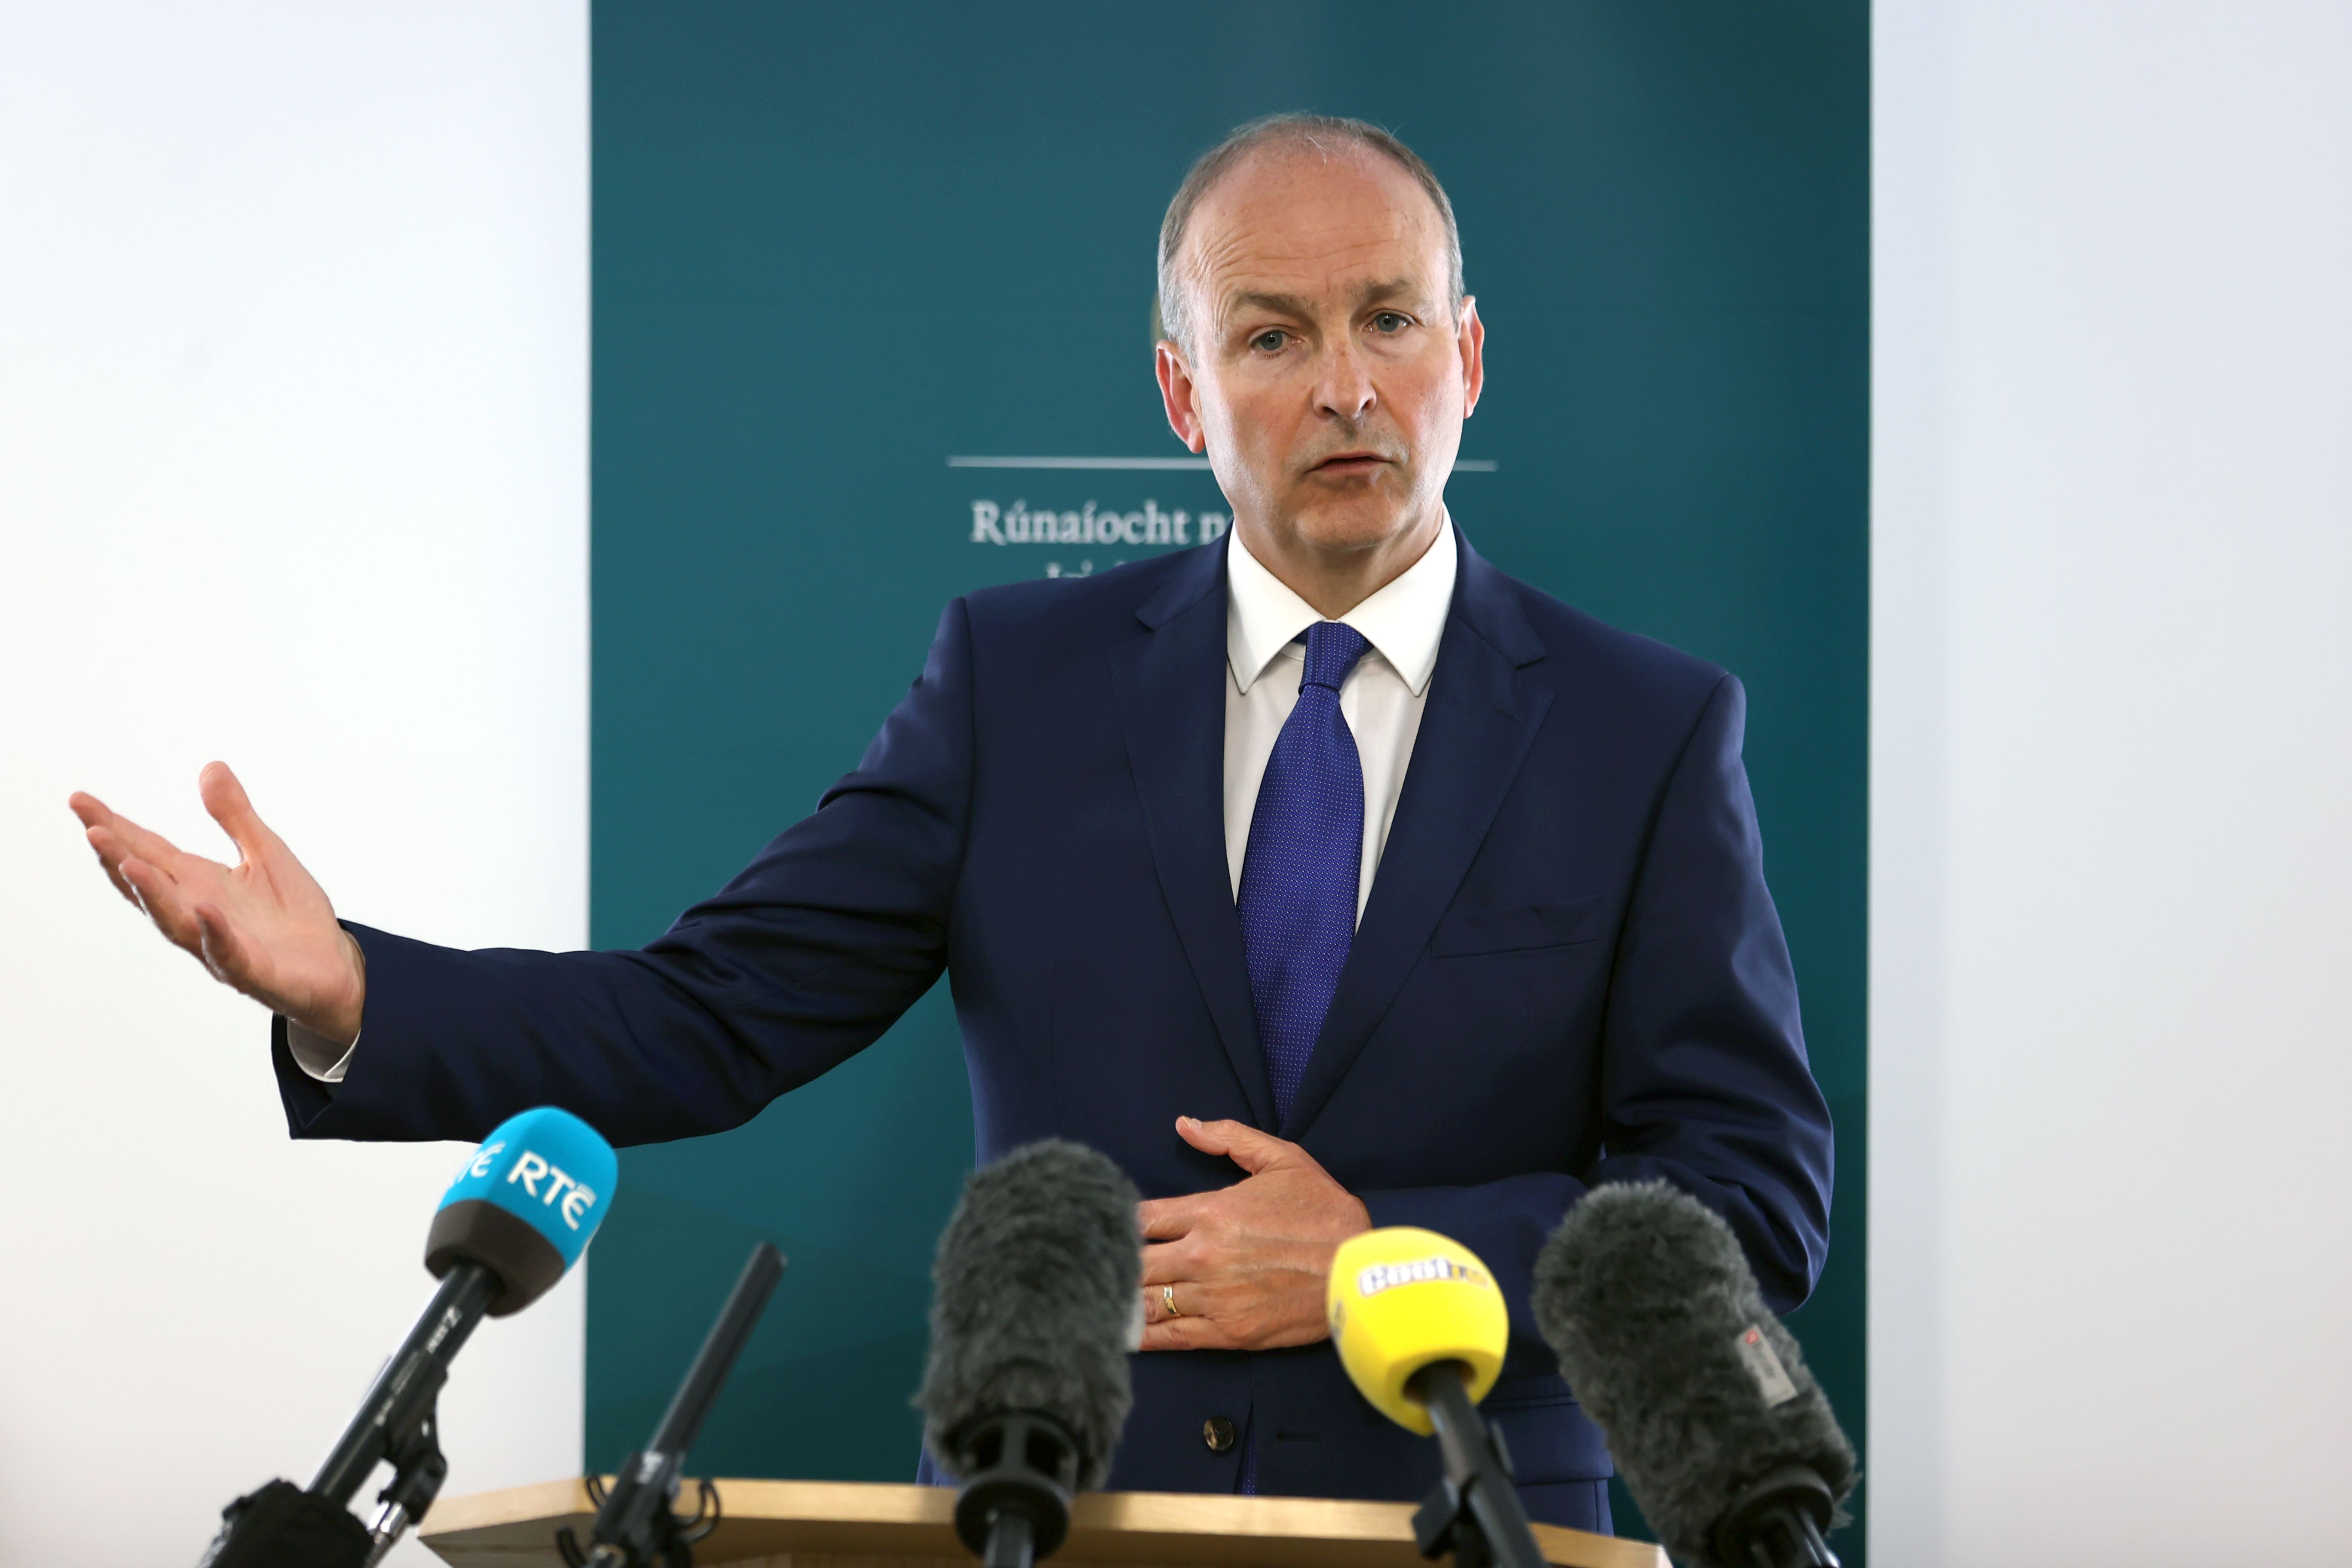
1109 540 1275 1129
1281 537 1553 1139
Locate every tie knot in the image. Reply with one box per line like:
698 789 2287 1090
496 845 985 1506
1300 621 1372 692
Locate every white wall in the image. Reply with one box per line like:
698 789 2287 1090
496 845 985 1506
1873 3 2352 1564
0 4 587 1563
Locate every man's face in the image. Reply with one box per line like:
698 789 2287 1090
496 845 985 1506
1157 147 1483 562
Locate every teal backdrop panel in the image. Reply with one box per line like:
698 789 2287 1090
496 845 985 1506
589 1 1866 1550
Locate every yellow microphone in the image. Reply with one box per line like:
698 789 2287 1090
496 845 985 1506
1326 1226 1509 1433
1326 1227 1546 1568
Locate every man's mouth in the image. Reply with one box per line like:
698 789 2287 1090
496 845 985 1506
1310 450 1391 474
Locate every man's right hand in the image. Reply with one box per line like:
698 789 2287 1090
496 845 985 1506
70 761 366 1044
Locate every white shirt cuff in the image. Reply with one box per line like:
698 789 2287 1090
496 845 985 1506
285 1020 358 1083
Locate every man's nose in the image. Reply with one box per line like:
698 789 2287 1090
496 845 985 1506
1312 337 1377 422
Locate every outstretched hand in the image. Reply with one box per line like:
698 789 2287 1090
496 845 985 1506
1137 1115 1371 1352
70 762 365 1043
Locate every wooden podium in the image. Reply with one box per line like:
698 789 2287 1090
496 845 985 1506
418 1478 1667 1568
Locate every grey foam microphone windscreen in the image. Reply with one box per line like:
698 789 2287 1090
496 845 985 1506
915 1139 1142 1490
1532 1181 1855 1565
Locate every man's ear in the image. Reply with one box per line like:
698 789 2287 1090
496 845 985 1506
1155 340 1207 453
1457 295 1485 419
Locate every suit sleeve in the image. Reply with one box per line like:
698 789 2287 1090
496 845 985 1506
273 599 980 1148
1360 673 1834 1336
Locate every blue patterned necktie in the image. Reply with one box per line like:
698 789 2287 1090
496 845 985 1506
1236 620 1373 1126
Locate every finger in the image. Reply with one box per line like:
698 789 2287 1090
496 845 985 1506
76 800 193 879
119 854 206 953
199 761 276 863
1181 1116 1293 1176
1137 1239 1205 1288
1140 1314 1235 1352
1143 1280 1220 1326
1173 1114 1231 1155
1138 1196 1206 1242
83 826 142 906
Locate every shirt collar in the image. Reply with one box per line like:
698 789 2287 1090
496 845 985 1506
1226 511 1457 698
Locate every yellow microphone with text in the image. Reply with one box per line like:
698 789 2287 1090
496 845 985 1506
1327 1228 1547 1568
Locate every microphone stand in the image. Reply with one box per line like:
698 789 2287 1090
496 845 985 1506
1714 1465 1843 1568
1407 1361 1547 1568
946 1409 1081 1568
309 1260 498 1565
558 1243 786 1568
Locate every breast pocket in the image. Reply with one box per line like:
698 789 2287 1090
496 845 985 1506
1429 895 1608 958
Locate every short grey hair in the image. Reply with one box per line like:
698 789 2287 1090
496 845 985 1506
1154 113 1465 353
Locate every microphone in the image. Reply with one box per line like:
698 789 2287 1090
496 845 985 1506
1531 1180 1856 1568
1326 1227 1548 1568
914 1140 1141 1568
196 1106 616 1568
557 1242 787 1568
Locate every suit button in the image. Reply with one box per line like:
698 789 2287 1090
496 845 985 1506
1203 1416 1237 1453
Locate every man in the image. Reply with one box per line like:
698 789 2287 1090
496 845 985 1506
71 114 1832 1533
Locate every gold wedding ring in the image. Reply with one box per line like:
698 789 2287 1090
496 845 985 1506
1163 1283 1181 1317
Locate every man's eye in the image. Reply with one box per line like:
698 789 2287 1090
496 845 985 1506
1250 330 1288 352
1372 311 1410 333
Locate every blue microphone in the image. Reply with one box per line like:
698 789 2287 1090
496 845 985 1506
198 1109 616 1568
423 1104 617 1314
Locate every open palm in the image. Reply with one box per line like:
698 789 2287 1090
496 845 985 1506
70 761 365 1041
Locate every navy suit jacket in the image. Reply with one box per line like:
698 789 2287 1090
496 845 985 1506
275 528 1832 1521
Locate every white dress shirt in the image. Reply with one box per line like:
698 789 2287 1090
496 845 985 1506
289 515 1459 1083
1222 517 1456 922
287 1015 357 1080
